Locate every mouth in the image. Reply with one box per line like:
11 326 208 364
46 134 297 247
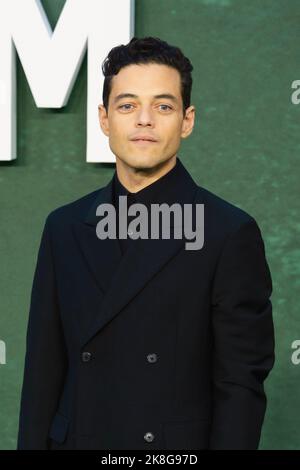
131 139 157 145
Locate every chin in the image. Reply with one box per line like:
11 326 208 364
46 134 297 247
121 154 162 171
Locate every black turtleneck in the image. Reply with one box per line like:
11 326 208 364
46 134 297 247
113 158 180 254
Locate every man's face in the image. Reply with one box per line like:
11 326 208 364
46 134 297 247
98 63 195 170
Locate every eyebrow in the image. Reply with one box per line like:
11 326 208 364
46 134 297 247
113 93 178 104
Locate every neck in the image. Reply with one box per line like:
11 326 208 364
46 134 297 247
115 155 177 193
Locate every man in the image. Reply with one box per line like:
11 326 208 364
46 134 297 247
17 36 275 450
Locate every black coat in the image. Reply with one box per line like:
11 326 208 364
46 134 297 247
17 159 275 450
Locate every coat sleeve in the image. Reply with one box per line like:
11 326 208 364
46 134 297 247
17 214 68 449
209 217 275 449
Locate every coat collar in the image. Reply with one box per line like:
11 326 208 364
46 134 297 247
112 156 182 209
84 157 194 225
73 157 199 347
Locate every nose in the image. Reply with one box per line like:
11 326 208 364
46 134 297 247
135 106 155 127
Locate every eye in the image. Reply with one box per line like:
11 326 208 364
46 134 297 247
118 104 133 110
117 103 173 112
159 104 172 111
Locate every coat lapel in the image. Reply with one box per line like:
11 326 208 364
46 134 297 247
72 180 122 296
73 158 199 347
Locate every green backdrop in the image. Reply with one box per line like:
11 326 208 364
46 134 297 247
0 0 299 450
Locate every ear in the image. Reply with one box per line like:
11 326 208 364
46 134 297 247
181 105 196 139
98 104 109 137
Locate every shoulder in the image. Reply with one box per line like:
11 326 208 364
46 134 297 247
194 185 269 267
194 184 259 237
44 186 105 229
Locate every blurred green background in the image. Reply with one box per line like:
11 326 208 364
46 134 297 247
0 0 299 450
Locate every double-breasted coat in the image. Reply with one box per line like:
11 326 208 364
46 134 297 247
17 158 275 450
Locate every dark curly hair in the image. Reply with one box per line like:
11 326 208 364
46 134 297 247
101 36 193 116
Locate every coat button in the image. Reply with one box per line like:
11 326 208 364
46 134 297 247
81 351 92 362
147 353 158 363
144 431 155 443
